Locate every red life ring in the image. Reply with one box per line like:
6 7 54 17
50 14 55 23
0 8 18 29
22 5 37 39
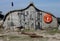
44 13 52 23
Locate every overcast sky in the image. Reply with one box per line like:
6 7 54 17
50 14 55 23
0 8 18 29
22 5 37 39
0 0 60 17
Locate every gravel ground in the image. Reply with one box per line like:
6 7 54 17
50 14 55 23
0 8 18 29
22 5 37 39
0 30 60 41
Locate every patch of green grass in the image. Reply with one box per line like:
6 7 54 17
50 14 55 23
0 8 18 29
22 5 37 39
9 35 32 41
9 35 48 41
23 29 35 32
46 27 60 35
10 36 20 39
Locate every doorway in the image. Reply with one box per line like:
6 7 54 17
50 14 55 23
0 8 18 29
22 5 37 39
35 12 42 30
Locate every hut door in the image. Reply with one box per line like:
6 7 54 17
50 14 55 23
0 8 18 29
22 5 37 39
35 12 42 30
38 22 40 29
35 20 40 30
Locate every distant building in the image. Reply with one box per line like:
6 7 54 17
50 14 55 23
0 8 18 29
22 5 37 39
3 3 58 30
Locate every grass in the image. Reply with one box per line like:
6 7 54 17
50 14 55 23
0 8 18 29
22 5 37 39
9 35 48 41
46 27 60 35
23 29 35 32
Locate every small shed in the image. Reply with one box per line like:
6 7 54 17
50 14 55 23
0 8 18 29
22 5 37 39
3 3 58 30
